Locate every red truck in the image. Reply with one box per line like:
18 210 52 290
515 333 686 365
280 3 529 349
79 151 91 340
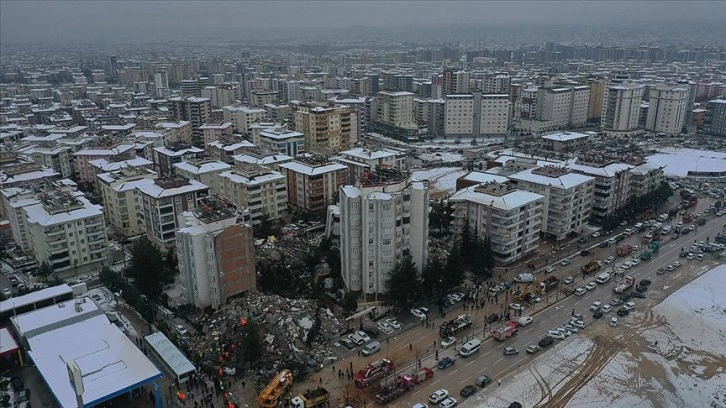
491 321 520 341
539 276 559 293
616 245 633 257
354 359 394 388
375 376 414 404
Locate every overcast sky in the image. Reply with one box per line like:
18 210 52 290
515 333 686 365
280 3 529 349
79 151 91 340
1 1 722 43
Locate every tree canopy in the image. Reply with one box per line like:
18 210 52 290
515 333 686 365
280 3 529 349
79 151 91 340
384 249 421 308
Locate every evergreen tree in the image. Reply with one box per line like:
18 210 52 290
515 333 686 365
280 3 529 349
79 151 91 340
384 250 421 308
127 236 167 297
443 243 465 289
421 256 446 297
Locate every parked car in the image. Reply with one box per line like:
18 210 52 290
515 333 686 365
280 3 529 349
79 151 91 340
441 336 457 349
429 389 449 404
475 375 491 387
617 308 630 317
585 282 597 291
440 397 458 408
460 385 477 398
437 356 456 369
610 317 618 327
411 308 427 320
547 330 565 340
385 318 401 330
508 303 523 311
486 314 499 324
602 304 612 313
631 291 646 299
526 344 541 354
589 301 602 311
564 276 574 285
572 320 586 329
575 287 587 296
339 338 356 350
377 321 393 333
355 330 371 343
623 301 636 311
657 267 667 275
610 298 623 306
538 336 555 348
503 347 519 356
593 311 604 319
560 259 571 266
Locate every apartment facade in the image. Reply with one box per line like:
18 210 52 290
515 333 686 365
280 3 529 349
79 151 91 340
24 192 108 276
176 198 255 309
279 156 348 212
536 86 590 129
199 122 233 146
338 173 428 294
629 164 665 198
222 105 267 134
509 167 595 241
257 128 305 157
73 143 135 184
136 176 209 248
645 84 689 135
169 96 212 145
569 161 634 220
173 159 232 197
539 132 590 152
97 167 158 237
601 83 644 136
295 106 353 153
218 163 287 225
152 143 205 177
703 99 726 137
444 93 510 137
450 181 544 265
372 91 418 139
17 144 74 178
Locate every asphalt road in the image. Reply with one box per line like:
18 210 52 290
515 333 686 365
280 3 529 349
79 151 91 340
386 211 725 407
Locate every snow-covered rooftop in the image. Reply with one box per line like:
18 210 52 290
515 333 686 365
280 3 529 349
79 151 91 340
509 168 595 190
541 132 590 142
174 160 232 174
279 161 347 176
450 185 544 210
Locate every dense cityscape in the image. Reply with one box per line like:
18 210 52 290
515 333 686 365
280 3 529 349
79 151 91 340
1 2 726 408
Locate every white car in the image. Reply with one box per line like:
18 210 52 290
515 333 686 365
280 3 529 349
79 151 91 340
547 330 565 340
560 259 571 266
411 308 427 320
355 330 371 343
585 282 597 291
592 231 601 238
556 327 572 337
630 257 641 266
508 303 523 311
602 304 612 313
175 324 188 336
673 261 682 268
623 301 636 311
572 320 586 329
377 321 393 333
348 333 364 345
604 255 615 265
590 301 602 311
429 389 449 404
385 318 401 330
563 323 578 333
610 298 623 306
609 317 618 327
564 276 574 285
440 397 458 408
441 336 457 349
575 287 587 296
666 264 676 271
518 316 533 326
686 253 695 260
622 261 632 270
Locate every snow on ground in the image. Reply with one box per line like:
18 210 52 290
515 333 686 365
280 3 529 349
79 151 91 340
462 264 726 408
418 151 465 163
460 336 595 408
414 137 505 149
411 167 467 196
646 148 726 177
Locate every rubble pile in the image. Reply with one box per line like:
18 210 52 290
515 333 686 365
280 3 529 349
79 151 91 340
186 291 346 383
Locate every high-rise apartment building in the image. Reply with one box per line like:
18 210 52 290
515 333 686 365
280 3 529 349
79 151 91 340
154 67 170 98
372 91 418 140
645 84 689 135
176 197 255 309
97 167 158 238
569 161 633 220
169 96 212 146
295 106 353 153
218 163 288 225
24 192 108 276
174 158 232 197
536 86 590 129
338 170 428 294
278 156 347 213
222 105 267 134
450 181 544 265
444 93 510 137
137 176 209 248
509 166 595 241
601 83 644 136
702 99 726 137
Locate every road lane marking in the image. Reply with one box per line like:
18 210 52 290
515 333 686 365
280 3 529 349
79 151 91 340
494 358 503 364
460 377 470 384
466 359 476 366
482 351 490 356
450 369 458 375
537 320 545 326
431 379 439 385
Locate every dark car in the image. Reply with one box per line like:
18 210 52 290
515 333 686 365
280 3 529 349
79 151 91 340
617 308 630 316
460 384 477 397
657 267 667 275
679 251 688 258
437 356 456 370
538 336 554 348
577 237 588 244
475 375 491 387
593 311 604 319
11 377 24 391
636 285 648 293
620 292 632 302
599 241 609 248
580 250 591 257
486 314 499 324
640 279 651 287
631 291 646 299
339 338 356 350
366 327 380 338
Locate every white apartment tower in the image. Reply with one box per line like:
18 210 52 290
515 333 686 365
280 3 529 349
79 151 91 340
601 83 644 136
536 86 590 129
509 166 595 241
646 84 689 135
450 181 544 265
444 93 510 137
338 170 428 294
376 91 415 128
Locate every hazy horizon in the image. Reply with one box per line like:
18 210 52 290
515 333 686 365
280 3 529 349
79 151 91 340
2 1 725 44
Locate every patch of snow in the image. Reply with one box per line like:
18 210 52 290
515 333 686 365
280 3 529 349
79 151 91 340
411 167 468 195
646 148 726 177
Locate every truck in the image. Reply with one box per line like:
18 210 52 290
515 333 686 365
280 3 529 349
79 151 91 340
641 250 652 261
649 240 661 253
439 314 472 338
581 259 601 275
406 367 434 384
354 359 394 388
491 321 520 341
290 388 330 408
257 369 293 408
613 275 635 294
374 376 415 404
539 276 559 293
513 273 534 283
616 245 633 257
